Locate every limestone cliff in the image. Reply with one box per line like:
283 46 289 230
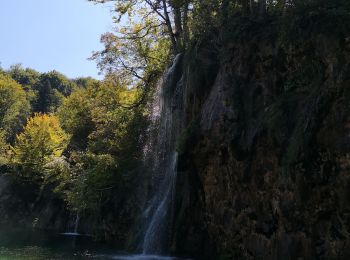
170 18 350 259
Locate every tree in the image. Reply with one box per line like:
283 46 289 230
34 71 78 113
58 87 95 149
0 130 10 166
7 66 80 113
57 78 147 213
59 77 146 154
88 0 182 99
89 0 191 53
12 113 70 178
0 74 31 142
87 80 146 158
7 64 41 89
73 76 100 88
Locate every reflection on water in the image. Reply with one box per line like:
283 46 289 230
0 228 187 259
0 227 108 259
0 245 97 259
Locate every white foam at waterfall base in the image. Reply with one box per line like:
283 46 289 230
61 212 80 236
60 232 80 236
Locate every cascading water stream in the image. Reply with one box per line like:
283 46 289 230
74 212 80 234
61 212 80 236
142 152 178 254
140 54 183 256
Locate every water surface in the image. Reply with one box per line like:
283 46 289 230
0 228 182 259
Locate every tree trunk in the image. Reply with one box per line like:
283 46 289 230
161 0 178 53
183 2 190 49
173 6 183 51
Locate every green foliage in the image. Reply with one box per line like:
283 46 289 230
73 77 100 88
34 71 78 113
90 29 170 90
89 0 188 52
291 0 350 11
0 62 148 222
57 152 118 212
6 66 80 113
0 130 10 166
89 0 177 110
7 65 40 109
87 81 146 155
58 88 94 149
190 0 224 37
12 113 70 178
38 71 77 96
5 66 86 115
0 74 31 142
280 0 350 43
7 64 40 89
57 78 147 213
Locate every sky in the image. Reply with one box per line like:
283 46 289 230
0 0 115 79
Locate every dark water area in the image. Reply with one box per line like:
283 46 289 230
0 228 183 259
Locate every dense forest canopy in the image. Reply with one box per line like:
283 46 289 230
0 65 146 215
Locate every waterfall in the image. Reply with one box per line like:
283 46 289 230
62 212 80 236
142 152 178 254
74 212 80 234
141 54 183 255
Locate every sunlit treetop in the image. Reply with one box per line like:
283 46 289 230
0 73 31 142
12 113 70 173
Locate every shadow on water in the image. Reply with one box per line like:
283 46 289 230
0 227 106 259
0 227 188 259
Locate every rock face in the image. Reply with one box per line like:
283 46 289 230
170 31 350 259
0 174 69 231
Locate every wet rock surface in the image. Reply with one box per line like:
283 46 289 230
172 34 350 259
0 174 69 232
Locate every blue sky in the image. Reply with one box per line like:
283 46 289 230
0 0 114 79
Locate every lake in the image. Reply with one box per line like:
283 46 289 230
0 228 182 260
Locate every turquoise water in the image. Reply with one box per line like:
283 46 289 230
0 229 180 260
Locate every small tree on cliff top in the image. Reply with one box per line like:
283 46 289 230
89 0 191 53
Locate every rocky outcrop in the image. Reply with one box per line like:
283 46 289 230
0 173 69 231
171 25 350 259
